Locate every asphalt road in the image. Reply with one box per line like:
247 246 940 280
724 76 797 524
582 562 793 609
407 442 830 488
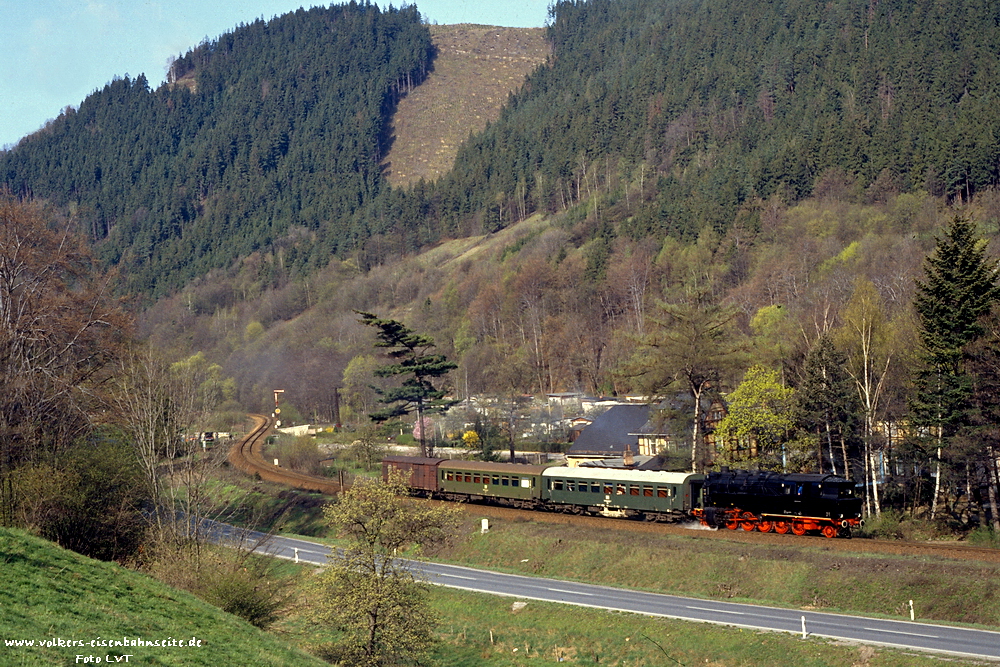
213 524 1000 662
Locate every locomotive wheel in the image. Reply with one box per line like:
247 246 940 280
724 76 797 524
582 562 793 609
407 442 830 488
757 519 773 533
725 519 739 530
774 520 790 534
791 521 807 536
740 511 757 531
821 525 838 539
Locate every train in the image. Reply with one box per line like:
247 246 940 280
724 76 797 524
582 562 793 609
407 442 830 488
382 456 864 538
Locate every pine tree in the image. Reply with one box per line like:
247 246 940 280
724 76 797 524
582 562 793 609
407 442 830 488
357 312 458 457
912 216 999 519
797 334 858 477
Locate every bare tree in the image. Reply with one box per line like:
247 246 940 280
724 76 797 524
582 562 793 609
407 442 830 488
0 192 129 523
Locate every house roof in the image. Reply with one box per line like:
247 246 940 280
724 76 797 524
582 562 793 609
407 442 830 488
566 404 651 456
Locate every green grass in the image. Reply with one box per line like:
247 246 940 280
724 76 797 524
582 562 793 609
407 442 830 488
424 586 965 666
430 517 1000 629
0 527 327 666
274 582 962 666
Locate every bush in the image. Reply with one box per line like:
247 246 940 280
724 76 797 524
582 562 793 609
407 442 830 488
146 542 296 629
966 526 1000 548
5 432 148 562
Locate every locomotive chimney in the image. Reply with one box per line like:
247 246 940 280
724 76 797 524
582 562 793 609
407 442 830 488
623 444 634 467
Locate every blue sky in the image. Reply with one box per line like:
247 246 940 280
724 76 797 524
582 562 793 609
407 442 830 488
0 0 551 150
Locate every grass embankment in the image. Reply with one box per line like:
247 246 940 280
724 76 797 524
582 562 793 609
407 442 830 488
274 581 957 666
433 517 1000 629
0 527 326 667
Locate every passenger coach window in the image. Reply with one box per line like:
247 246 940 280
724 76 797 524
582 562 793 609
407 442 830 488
630 486 640 496
465 474 472 483
473 475 481 483
446 472 454 481
553 480 564 491
566 482 575 492
492 476 500 485
592 482 601 493
616 484 626 495
521 478 531 488
501 477 509 486
603 484 613 494
643 487 653 497
657 487 667 498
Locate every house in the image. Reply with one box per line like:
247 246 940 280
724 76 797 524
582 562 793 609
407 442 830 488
566 395 728 468
633 395 726 460
565 404 651 466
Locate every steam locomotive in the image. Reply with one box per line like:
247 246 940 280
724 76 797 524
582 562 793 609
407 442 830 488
383 457 864 538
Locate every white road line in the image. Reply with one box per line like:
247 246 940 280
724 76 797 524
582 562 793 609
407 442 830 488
437 573 477 580
548 588 594 596
686 606 745 615
863 627 939 639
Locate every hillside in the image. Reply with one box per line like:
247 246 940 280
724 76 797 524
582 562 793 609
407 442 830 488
0 527 326 666
0 4 433 296
385 24 549 187
7 0 1000 294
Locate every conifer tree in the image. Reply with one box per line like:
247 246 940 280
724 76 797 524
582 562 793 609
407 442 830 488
357 312 458 457
912 216 999 519
796 334 858 477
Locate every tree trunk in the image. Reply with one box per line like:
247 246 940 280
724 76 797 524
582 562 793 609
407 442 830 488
690 383 703 473
989 445 1000 531
931 425 942 520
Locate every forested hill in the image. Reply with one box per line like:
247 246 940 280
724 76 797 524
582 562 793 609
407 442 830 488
426 0 1000 240
5 0 1000 297
0 3 432 296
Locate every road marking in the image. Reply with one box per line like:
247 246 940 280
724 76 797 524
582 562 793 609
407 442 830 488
686 606 745 615
548 588 594 596
437 573 477 580
863 627 939 638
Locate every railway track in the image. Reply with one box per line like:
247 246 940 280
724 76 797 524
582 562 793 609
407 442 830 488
228 414 343 495
228 416 1000 564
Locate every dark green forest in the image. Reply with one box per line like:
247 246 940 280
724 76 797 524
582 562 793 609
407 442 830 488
429 0 1000 240
1 2 432 296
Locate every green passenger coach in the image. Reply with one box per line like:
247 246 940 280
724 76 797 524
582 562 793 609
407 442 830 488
438 460 552 509
541 467 705 521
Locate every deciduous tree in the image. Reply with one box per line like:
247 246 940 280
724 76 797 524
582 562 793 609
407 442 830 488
629 293 746 472
715 365 796 470
0 192 130 526
319 469 460 666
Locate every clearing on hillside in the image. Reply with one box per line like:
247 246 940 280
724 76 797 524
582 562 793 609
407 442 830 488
385 24 549 186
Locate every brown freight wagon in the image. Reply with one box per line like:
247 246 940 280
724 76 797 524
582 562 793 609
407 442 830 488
382 456 447 494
